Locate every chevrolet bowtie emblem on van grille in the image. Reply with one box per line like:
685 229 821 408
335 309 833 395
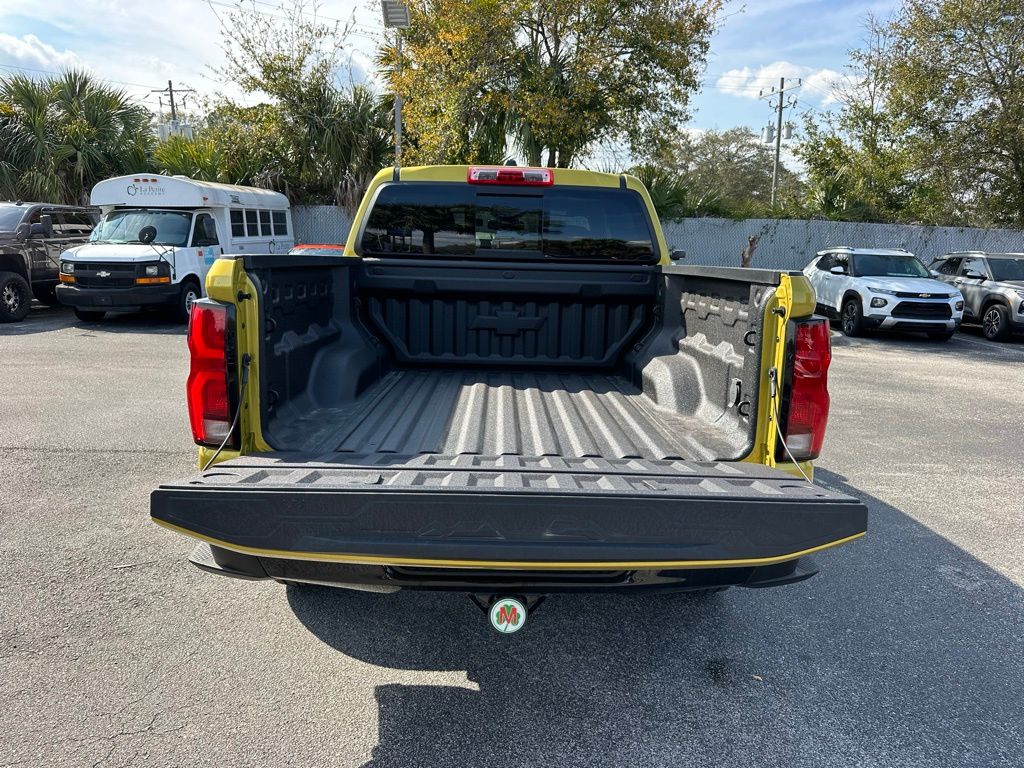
97 271 110 278
919 293 930 298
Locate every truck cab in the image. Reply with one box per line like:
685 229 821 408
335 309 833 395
55 175 294 322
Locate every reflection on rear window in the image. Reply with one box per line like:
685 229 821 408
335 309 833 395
360 183 656 262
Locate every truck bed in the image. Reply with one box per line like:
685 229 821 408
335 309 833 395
151 258 869 577
269 368 737 461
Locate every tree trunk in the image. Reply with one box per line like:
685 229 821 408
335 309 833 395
740 234 760 268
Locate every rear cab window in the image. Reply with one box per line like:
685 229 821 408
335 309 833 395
358 183 657 262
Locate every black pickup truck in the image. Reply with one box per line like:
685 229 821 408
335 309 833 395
0 202 97 321
151 166 866 630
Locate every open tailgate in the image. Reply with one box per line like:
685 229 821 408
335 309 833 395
151 454 867 569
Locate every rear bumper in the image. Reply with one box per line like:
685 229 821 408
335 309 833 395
56 283 178 309
150 454 868 582
189 541 824 593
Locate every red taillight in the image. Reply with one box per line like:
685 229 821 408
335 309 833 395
187 301 234 447
780 318 831 462
467 166 554 186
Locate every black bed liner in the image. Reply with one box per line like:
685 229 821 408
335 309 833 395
269 368 743 461
151 454 867 566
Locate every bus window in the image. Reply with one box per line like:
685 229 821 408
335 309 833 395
272 210 288 236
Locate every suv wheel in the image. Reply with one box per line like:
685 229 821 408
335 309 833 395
982 304 1010 342
0 271 31 322
841 298 864 337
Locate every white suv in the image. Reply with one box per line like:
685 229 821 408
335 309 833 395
803 247 964 340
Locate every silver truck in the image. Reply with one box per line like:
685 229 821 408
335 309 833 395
0 202 98 322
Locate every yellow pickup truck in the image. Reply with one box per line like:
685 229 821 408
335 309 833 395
151 165 866 630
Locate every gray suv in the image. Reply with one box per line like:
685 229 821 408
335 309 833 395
928 252 1024 341
0 202 98 322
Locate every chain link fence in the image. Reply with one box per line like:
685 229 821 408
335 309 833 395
661 218 1024 271
292 205 1024 270
291 206 354 245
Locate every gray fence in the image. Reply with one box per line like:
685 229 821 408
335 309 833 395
291 206 354 245
291 205 1024 269
661 218 1024 271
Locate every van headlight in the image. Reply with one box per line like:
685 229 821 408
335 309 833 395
867 286 898 295
144 264 160 276
61 262 74 274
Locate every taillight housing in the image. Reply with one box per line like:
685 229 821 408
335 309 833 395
467 166 554 186
187 299 237 448
776 317 831 462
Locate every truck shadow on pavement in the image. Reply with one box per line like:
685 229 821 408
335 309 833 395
287 469 1023 768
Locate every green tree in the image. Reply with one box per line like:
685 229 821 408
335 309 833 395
799 4 1024 226
210 0 393 205
385 0 722 167
884 0 1024 227
630 164 699 220
0 70 154 204
795 17 922 222
638 127 803 219
154 102 288 187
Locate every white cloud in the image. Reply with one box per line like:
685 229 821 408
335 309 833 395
715 60 846 105
0 33 82 70
0 0 382 111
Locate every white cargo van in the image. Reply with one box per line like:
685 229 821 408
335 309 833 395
56 174 293 321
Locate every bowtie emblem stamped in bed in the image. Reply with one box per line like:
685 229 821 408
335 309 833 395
470 310 547 336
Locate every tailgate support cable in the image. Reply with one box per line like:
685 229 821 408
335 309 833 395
769 367 813 485
201 353 252 472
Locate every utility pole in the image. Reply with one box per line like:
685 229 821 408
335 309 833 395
394 35 403 168
151 80 195 122
758 77 801 207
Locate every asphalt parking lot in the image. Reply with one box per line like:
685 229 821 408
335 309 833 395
2 304 1023 768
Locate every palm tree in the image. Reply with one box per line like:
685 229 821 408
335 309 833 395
0 70 155 204
323 85 394 210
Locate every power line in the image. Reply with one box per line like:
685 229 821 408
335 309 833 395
0 61 158 90
206 0 381 41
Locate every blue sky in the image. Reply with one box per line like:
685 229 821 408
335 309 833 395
689 0 900 131
0 0 899 139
